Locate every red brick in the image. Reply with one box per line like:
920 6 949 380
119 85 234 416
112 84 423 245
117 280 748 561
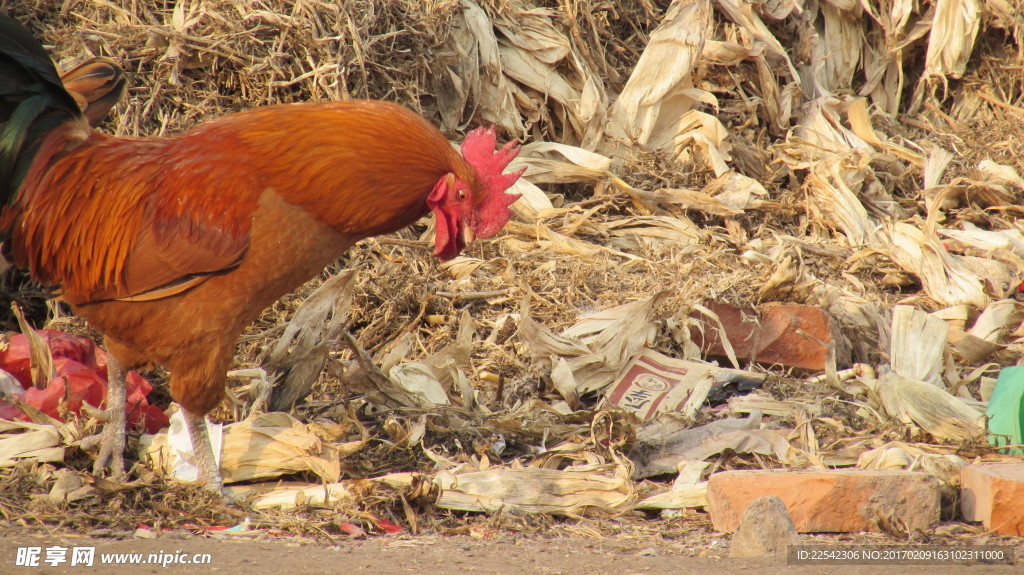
707 469 940 533
961 462 1024 536
691 302 832 370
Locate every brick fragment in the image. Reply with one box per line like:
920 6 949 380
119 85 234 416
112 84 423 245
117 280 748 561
691 302 833 370
961 462 1024 536
707 469 940 533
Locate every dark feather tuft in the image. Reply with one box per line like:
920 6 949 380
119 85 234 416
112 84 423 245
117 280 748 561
0 14 81 216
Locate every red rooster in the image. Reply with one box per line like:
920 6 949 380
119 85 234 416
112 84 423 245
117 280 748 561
0 15 523 492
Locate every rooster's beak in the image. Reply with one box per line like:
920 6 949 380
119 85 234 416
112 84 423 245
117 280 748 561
462 225 476 247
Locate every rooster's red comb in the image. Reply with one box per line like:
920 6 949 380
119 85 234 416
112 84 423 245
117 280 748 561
461 126 525 239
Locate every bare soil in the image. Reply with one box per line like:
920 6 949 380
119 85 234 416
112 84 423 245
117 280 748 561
2 525 1021 575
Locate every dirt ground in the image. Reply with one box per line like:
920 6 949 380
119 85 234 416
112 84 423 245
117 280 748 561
1 526 1021 575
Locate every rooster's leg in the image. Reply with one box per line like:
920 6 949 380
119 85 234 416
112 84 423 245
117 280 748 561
182 408 224 493
92 353 127 478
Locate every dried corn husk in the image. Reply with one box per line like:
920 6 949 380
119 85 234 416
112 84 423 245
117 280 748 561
634 460 709 510
434 465 633 515
890 305 947 386
143 412 340 484
607 0 712 147
0 420 63 466
865 371 985 441
857 441 968 502
227 473 419 510
882 222 989 308
519 291 669 398
265 271 357 412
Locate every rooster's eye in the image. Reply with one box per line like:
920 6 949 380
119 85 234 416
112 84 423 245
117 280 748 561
456 189 468 201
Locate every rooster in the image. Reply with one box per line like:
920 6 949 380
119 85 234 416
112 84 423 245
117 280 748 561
0 15 523 492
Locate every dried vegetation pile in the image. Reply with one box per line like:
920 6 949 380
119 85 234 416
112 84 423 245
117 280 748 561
3 0 1024 540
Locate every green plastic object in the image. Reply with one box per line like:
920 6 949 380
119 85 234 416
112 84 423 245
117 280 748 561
987 366 1024 454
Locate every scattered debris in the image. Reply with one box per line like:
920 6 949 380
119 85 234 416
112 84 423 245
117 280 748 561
857 442 968 512
226 473 418 511
45 468 95 505
634 460 709 512
603 349 765 419
631 411 789 479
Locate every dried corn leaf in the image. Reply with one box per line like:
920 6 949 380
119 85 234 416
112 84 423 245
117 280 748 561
924 0 983 80
949 299 1023 362
883 222 989 308
0 420 63 466
634 483 707 510
507 177 555 221
143 412 340 484
792 97 875 157
518 141 612 184
705 171 768 212
643 186 743 217
858 442 967 473
439 256 487 280
939 222 1024 259
604 216 704 251
701 39 751 66
817 2 864 92
453 0 525 135
948 329 1003 364
265 270 357 412
498 44 580 121
631 412 790 478
978 160 1024 189
890 305 947 386
805 160 877 247
434 466 633 515
47 469 95 505
493 6 569 64
608 0 712 147
924 147 955 190
866 371 984 441
719 0 801 79
727 392 820 418
387 364 451 407
857 441 967 500
519 291 668 397
227 473 418 510
669 110 732 176
959 255 1018 297
969 300 1024 343
845 97 924 166
635 459 709 509
12 304 54 389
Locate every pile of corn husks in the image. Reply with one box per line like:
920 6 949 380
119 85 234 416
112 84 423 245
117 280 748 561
3 0 1024 523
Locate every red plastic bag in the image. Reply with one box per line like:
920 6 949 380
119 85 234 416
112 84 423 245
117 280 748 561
0 330 169 433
